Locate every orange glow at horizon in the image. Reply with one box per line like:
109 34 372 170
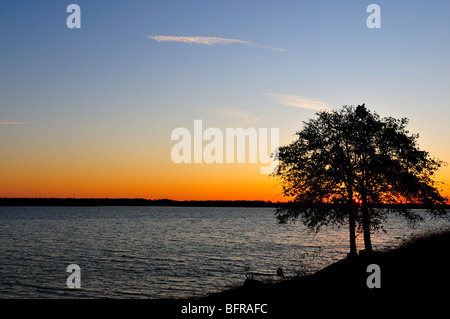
2 146 450 202
0 159 286 201
3 169 449 202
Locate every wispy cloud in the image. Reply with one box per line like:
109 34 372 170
266 93 331 111
0 122 29 125
209 107 263 127
146 35 286 52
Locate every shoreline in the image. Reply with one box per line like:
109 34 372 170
0 197 278 207
201 228 450 309
1 197 448 209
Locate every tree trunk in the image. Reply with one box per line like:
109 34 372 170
347 190 357 256
361 192 373 252
348 208 357 256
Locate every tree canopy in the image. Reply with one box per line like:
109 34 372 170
273 104 448 253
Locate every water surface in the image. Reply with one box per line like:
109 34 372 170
0 206 447 298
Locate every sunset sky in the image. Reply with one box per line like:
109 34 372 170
1 1 450 201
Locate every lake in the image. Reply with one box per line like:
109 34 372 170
0 206 447 298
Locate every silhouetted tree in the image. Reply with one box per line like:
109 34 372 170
274 104 448 254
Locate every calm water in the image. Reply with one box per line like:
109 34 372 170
0 206 448 299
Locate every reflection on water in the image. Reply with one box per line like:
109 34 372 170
0 206 447 298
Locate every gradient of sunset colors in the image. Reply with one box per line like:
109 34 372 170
1 1 450 201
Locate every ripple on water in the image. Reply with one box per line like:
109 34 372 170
0 206 448 298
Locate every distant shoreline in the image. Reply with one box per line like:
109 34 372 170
0 198 279 207
1 197 448 209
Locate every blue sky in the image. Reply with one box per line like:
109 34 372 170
1 0 450 199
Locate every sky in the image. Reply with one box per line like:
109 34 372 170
1 0 450 201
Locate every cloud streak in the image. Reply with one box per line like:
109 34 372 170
146 35 286 52
0 122 29 125
266 93 331 111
